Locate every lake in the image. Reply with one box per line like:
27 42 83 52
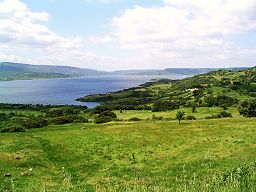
0 75 186 108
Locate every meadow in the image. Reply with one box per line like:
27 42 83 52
114 107 240 120
0 117 255 191
0 67 255 191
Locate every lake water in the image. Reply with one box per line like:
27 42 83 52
0 75 186 108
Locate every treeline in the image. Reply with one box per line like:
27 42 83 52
0 103 87 111
86 94 239 112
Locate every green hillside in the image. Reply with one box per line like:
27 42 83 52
0 62 106 81
77 67 256 110
0 71 70 81
0 67 255 191
1 116 256 191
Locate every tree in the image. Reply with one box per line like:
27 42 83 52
191 102 197 113
95 111 117 124
238 99 256 117
176 111 185 124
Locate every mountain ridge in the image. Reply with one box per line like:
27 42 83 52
0 62 252 81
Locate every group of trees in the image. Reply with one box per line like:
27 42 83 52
152 101 180 112
0 104 89 133
0 103 87 111
95 111 117 124
239 99 256 117
1 95 255 132
204 95 238 108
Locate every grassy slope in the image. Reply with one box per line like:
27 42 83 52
115 107 240 120
78 67 256 107
0 118 255 191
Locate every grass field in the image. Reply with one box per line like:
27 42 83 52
115 107 240 120
0 117 256 191
0 109 42 116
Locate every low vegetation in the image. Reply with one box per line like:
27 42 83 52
77 67 256 111
238 99 256 117
0 117 256 191
0 67 255 191
0 104 88 133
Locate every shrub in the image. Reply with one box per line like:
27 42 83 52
191 102 197 113
1 124 25 133
45 108 64 117
238 99 256 117
152 101 179 112
219 111 232 118
52 115 77 125
128 117 141 121
186 115 196 120
45 108 79 118
22 117 48 129
152 115 163 120
74 116 89 123
204 95 238 107
95 111 117 124
0 113 8 121
91 106 111 115
206 111 232 119
176 111 185 124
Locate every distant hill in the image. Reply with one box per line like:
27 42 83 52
0 62 106 81
0 62 252 81
164 67 249 75
77 67 256 110
110 69 170 76
111 67 249 76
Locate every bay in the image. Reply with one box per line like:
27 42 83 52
0 75 186 108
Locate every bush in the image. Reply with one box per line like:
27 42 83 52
95 111 117 124
91 106 111 115
152 101 179 112
176 111 185 124
45 108 64 117
51 115 77 124
186 115 196 120
1 124 25 133
152 115 163 120
204 95 238 107
219 111 232 118
128 117 141 121
206 111 232 119
74 116 89 123
45 108 79 118
238 99 256 117
0 113 8 121
22 117 48 129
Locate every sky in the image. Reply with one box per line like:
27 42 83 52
0 0 256 71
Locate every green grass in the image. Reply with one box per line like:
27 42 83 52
78 67 256 109
0 109 42 116
0 117 256 191
115 107 240 120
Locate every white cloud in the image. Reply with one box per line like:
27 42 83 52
83 0 119 4
88 35 115 44
0 0 80 49
0 0 117 69
106 0 256 68
0 0 255 70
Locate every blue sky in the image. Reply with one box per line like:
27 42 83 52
23 0 164 36
0 0 255 70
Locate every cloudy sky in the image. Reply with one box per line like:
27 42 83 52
0 0 256 70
